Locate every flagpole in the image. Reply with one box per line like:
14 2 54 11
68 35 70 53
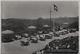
50 0 55 32
53 4 55 32
53 1 55 32
50 0 58 31
50 7 52 30
49 1 53 31
53 1 58 32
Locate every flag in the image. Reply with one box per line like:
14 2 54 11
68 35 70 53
53 4 58 12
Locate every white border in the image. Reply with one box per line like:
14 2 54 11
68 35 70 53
0 0 79 54
1 0 80 1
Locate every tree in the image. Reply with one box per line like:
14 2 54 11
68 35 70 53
4 19 26 33
36 17 43 31
68 21 79 31
54 22 61 31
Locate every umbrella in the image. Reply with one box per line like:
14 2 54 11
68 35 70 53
2 30 14 34
43 25 49 27
63 22 69 25
28 26 36 29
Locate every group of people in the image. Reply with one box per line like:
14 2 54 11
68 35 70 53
2 28 77 44
2 27 78 54
32 36 78 54
2 28 57 43
18 30 54 46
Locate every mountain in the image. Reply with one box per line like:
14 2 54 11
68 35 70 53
1 16 78 32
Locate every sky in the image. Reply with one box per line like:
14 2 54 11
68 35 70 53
1 1 78 19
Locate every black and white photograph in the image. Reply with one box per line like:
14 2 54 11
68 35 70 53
1 0 79 54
